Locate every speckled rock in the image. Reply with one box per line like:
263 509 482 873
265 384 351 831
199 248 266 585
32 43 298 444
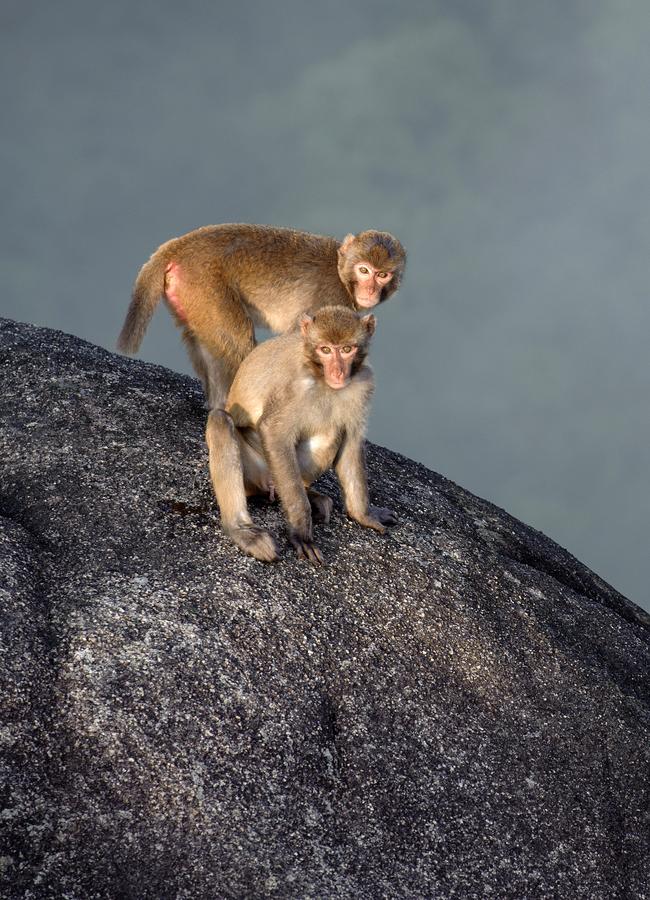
1 317 648 900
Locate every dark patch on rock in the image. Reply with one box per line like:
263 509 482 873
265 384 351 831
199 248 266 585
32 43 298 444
1 317 648 899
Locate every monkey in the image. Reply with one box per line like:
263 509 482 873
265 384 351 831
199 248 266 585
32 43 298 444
118 224 406 408
205 305 397 564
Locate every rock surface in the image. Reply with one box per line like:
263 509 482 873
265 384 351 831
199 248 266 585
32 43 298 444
1 317 648 899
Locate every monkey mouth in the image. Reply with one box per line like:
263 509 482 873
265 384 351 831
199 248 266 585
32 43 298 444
325 376 348 390
355 294 379 308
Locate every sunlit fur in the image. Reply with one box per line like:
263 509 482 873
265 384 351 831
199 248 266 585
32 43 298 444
337 230 406 304
301 305 374 385
118 224 406 409
205 305 396 564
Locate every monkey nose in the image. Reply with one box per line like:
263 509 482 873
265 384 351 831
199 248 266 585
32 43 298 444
329 375 347 389
328 359 346 386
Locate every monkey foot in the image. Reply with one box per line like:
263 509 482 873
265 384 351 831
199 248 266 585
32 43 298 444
309 492 333 524
230 525 278 562
289 532 325 566
369 505 398 527
352 506 398 534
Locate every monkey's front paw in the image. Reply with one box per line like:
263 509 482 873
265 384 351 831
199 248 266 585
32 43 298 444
289 531 325 565
230 525 278 562
369 505 398 527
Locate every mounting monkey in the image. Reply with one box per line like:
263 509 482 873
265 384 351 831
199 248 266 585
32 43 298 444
206 305 397 564
118 224 406 408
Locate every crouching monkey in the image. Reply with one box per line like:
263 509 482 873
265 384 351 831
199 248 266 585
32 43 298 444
206 305 397 564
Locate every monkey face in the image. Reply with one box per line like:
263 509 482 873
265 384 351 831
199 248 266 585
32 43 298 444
300 306 375 389
315 343 359 389
352 262 394 308
337 230 405 308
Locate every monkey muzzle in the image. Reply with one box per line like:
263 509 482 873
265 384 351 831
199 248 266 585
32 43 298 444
355 288 380 308
323 351 349 390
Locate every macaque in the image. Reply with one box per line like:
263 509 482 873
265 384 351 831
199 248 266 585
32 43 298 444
118 224 406 408
205 305 397 564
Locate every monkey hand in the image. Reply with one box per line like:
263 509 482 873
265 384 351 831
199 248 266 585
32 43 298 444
288 529 325 566
228 524 278 563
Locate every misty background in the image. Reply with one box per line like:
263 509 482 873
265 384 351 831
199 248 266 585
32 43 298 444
1 0 648 611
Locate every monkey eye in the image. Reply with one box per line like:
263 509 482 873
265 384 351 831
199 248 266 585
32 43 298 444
341 345 354 354
377 272 388 279
320 346 332 354
358 266 370 275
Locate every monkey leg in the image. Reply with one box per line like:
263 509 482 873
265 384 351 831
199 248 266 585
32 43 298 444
307 489 333 524
166 263 256 408
183 331 232 410
206 410 277 562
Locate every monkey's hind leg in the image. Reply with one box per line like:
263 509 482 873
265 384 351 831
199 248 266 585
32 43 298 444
183 331 233 410
168 265 256 409
308 489 333 524
206 410 277 562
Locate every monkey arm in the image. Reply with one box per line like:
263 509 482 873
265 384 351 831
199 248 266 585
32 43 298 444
259 422 324 565
335 430 395 533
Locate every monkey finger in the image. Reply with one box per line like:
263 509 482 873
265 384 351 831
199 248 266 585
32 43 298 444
299 541 324 565
309 543 326 565
304 543 325 565
290 534 325 565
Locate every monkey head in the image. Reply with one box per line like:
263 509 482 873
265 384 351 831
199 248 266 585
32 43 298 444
300 306 376 390
337 230 406 309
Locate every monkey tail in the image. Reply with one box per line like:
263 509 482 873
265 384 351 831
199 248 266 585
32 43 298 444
117 252 168 354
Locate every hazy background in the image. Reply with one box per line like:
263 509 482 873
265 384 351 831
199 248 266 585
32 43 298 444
1 0 648 611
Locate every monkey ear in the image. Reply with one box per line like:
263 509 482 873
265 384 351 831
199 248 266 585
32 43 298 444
299 313 314 337
338 233 356 257
361 314 376 336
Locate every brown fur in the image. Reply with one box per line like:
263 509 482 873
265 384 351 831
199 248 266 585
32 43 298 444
301 305 374 382
205 305 397 564
337 230 406 294
118 224 406 408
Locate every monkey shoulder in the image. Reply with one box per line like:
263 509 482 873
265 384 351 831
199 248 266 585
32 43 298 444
233 332 299 381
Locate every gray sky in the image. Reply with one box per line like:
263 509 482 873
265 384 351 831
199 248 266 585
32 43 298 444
1 0 648 611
